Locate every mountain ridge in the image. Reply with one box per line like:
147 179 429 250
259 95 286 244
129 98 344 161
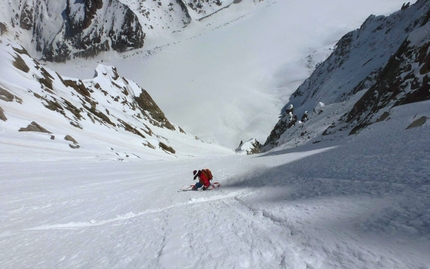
0 37 230 159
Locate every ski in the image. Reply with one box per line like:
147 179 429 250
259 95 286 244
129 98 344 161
178 185 195 192
178 182 221 192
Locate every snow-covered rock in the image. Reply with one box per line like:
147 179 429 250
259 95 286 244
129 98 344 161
263 0 430 150
235 138 261 155
0 37 229 158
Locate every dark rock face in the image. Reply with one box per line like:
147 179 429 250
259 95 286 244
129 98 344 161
177 0 191 14
65 135 80 149
18 0 146 62
135 90 175 131
186 0 223 15
0 88 17 102
406 116 427 129
19 121 51 133
19 3 33 30
345 38 430 135
0 106 7 121
0 87 23 103
235 138 261 155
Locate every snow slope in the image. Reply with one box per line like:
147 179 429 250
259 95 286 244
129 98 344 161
1 99 429 268
1 0 429 268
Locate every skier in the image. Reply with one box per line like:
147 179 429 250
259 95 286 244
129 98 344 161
192 169 211 190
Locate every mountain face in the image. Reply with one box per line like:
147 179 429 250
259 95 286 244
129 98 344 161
263 0 430 150
0 0 258 62
0 37 212 158
1 0 145 62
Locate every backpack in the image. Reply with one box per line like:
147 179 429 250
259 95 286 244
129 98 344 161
202 169 213 180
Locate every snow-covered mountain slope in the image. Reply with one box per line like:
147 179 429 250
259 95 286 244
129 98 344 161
264 0 430 150
0 0 263 61
0 37 232 160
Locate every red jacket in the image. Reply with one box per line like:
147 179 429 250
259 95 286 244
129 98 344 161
194 170 210 187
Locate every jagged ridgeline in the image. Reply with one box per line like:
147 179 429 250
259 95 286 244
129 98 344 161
0 37 195 156
0 0 243 62
263 0 430 150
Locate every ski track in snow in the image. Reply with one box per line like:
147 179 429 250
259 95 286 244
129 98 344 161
25 190 252 231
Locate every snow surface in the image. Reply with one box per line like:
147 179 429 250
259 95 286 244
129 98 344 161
2 0 429 268
1 100 429 268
